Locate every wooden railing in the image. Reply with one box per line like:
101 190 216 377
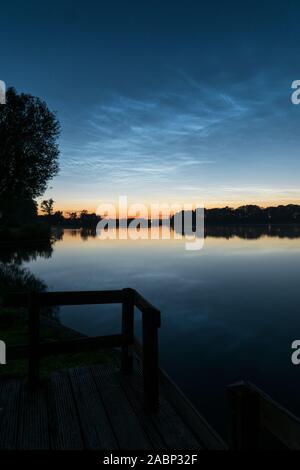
4 288 161 413
228 381 300 449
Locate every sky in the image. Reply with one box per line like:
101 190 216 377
1 0 300 212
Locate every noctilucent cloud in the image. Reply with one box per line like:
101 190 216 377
1 0 300 211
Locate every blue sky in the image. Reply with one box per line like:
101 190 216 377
1 0 300 211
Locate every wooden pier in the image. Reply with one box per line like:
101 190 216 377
1 288 226 450
2 287 300 450
0 360 226 450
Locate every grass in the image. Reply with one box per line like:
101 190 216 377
0 309 28 345
0 308 115 379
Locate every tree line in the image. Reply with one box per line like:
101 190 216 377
41 200 300 227
171 204 300 226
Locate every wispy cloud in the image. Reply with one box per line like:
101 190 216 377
59 81 251 188
51 72 299 207
222 187 300 193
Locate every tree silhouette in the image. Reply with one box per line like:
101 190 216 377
41 198 54 216
68 212 78 221
0 87 60 199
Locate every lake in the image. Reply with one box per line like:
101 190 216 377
12 225 300 436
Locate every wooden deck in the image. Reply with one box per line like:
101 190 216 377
2 288 226 450
0 360 226 450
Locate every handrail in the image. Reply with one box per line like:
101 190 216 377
134 290 161 322
228 381 300 449
4 288 161 413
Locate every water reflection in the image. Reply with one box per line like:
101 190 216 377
0 241 53 264
204 224 300 239
80 228 98 241
3 225 300 436
67 224 300 241
0 236 58 319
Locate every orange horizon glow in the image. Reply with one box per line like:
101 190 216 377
37 197 300 216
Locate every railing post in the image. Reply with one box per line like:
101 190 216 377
142 307 160 413
228 382 261 449
121 288 134 374
28 292 40 387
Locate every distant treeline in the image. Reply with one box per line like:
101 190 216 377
171 204 300 226
39 210 101 228
41 204 300 227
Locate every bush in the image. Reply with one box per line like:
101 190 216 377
0 222 51 242
0 198 37 227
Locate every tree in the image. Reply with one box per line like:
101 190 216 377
41 198 54 216
79 210 100 227
68 212 78 221
80 210 88 220
52 210 64 225
0 87 60 199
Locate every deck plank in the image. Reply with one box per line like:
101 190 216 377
69 367 118 449
0 379 21 449
126 363 202 450
17 382 49 449
91 364 153 450
159 368 227 449
0 361 224 450
119 372 168 449
48 370 83 449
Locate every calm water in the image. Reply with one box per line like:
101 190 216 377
18 227 300 436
